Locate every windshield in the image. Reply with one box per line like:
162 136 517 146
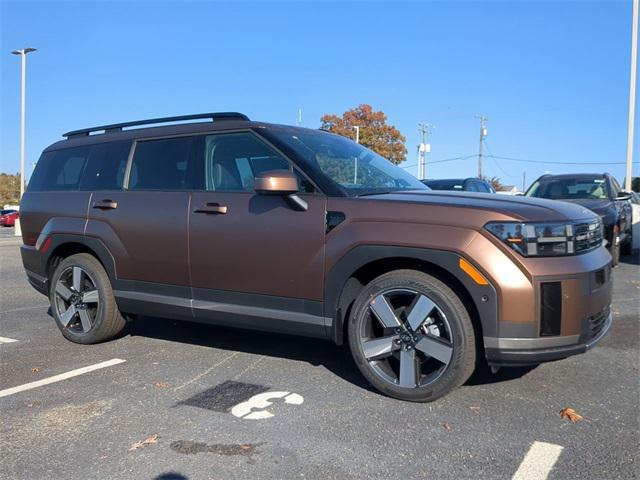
526 177 609 200
269 130 428 196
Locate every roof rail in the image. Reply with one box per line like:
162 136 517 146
63 112 250 138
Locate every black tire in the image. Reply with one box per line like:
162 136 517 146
49 253 125 344
621 233 632 256
347 269 476 402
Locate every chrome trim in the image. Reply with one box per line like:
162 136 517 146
484 334 580 350
586 312 613 350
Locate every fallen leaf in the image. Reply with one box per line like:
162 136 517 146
129 434 159 451
31 367 40 373
559 407 583 423
468 405 481 412
442 422 452 431
154 381 170 388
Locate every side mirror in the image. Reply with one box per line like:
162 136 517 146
255 170 299 195
254 170 307 211
615 191 633 201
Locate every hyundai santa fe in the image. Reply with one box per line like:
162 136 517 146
19 112 613 402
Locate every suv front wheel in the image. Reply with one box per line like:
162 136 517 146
50 253 126 344
348 270 476 402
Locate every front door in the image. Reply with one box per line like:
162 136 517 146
188 131 327 335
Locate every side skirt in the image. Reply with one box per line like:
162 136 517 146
113 289 331 339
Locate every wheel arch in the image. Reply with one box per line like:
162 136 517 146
45 235 117 283
324 246 498 346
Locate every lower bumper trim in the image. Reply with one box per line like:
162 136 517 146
486 313 613 367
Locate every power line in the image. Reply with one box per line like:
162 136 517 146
484 140 518 179
485 155 639 166
399 154 476 169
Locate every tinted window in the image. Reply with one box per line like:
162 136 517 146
424 180 465 191
80 141 131 190
204 132 312 192
475 181 491 193
29 147 90 191
526 177 608 200
129 137 199 190
466 181 479 192
610 177 620 198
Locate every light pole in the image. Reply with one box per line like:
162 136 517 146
11 47 36 201
625 0 638 191
353 126 360 184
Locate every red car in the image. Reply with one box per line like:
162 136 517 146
0 210 19 227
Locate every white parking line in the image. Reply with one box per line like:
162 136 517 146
512 441 564 480
0 358 126 398
0 336 18 344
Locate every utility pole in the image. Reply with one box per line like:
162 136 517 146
297 108 303 126
625 0 638 191
417 123 433 180
522 171 527 193
476 115 487 179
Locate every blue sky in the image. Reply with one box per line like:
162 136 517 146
1 0 638 189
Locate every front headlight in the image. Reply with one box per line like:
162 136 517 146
485 219 603 257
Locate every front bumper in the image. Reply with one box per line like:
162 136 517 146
485 309 612 366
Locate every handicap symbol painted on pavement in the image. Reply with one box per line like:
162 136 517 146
231 391 304 420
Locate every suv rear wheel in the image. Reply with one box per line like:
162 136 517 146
50 253 125 344
348 270 476 402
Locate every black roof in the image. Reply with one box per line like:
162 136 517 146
537 173 609 180
45 112 315 152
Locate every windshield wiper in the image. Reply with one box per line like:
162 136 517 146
355 191 393 197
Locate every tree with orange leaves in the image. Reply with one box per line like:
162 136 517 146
320 104 407 165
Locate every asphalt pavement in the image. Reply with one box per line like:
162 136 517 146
0 226 638 480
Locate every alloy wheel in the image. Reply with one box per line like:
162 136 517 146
359 288 454 389
53 266 100 333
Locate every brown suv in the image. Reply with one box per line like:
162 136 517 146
20 112 613 401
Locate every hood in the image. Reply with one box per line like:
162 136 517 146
548 198 612 215
361 190 599 223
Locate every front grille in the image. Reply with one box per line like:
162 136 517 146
574 220 603 253
587 306 610 341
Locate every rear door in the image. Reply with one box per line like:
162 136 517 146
188 131 327 334
85 136 200 315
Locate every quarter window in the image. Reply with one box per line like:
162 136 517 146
28 147 90 191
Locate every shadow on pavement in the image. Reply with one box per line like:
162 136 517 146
127 315 535 393
126 315 373 392
465 364 538 386
153 473 188 480
619 252 640 265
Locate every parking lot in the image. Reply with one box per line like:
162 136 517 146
0 226 638 480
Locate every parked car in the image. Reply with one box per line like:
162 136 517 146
20 112 612 402
525 173 633 265
0 210 19 227
421 177 496 193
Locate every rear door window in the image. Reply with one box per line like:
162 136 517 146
128 137 201 190
29 147 90 191
80 141 132 191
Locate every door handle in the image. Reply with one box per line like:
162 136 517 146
92 200 118 210
194 203 228 214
